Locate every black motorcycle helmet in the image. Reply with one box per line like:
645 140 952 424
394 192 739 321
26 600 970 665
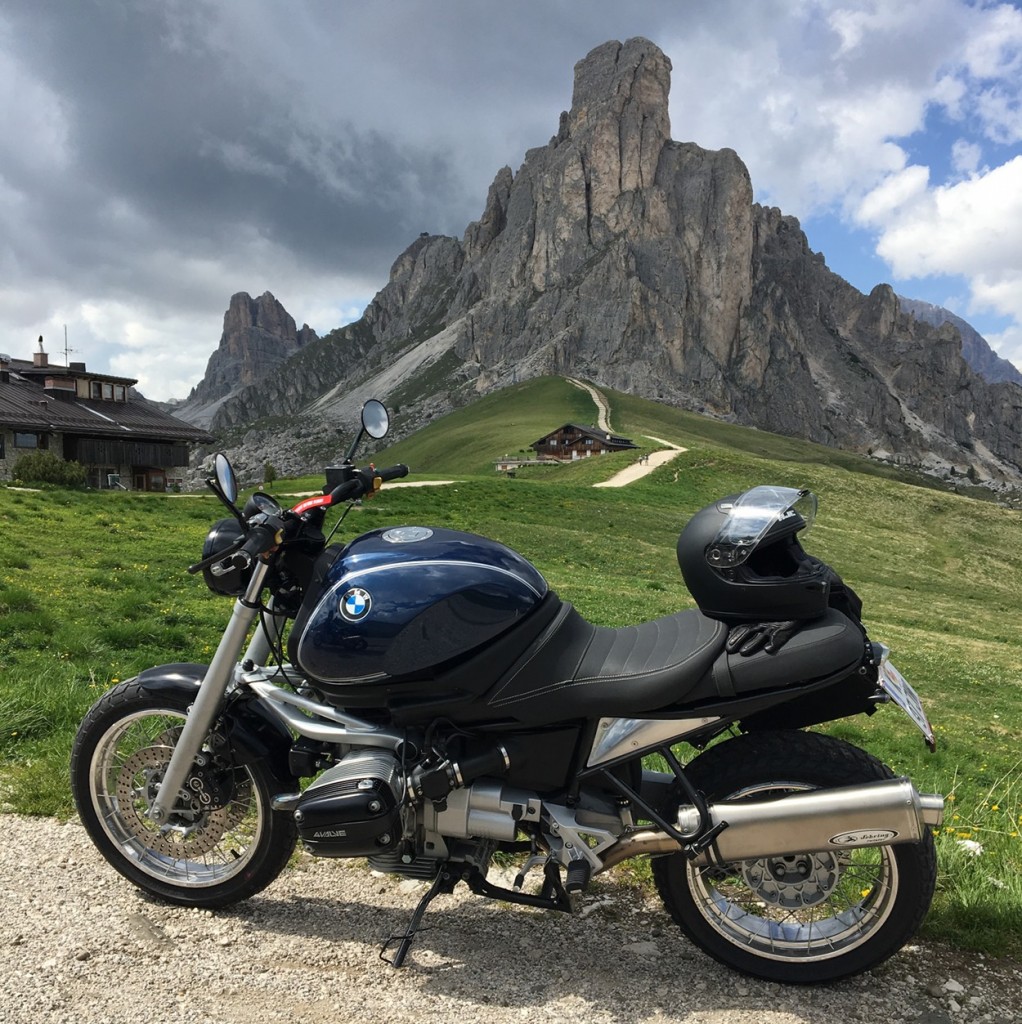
677 486 831 624
200 517 251 597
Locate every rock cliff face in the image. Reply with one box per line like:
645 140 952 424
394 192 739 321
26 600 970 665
195 37 1022 485
898 296 1022 387
176 291 317 427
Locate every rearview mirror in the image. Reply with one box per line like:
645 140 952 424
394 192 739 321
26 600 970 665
361 399 390 439
213 453 238 504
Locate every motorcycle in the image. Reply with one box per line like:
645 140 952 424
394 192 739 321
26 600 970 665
71 399 943 984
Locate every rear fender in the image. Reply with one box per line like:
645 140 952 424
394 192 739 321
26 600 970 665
136 663 298 788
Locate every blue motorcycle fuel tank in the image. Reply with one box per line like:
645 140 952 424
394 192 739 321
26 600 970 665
289 526 548 685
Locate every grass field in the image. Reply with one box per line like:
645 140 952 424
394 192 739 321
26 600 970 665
1 377 1019 957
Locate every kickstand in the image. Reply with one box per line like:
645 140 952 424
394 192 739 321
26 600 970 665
379 868 453 968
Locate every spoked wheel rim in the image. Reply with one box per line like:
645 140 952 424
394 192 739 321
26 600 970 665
685 781 900 964
88 709 267 888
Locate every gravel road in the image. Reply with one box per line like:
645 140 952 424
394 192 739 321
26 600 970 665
2 815 1018 1024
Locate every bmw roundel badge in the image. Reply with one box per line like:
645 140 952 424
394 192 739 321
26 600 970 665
340 587 372 622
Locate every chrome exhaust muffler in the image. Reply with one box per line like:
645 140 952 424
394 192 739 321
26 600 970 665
599 777 943 871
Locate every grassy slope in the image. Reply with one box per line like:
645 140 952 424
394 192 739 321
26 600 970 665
1 376 1019 955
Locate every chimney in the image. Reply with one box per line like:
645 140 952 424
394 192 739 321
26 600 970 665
34 335 48 368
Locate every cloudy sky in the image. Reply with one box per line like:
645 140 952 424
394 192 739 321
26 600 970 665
3 0 1022 401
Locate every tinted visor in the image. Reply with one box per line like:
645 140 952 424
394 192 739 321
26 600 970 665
705 486 817 569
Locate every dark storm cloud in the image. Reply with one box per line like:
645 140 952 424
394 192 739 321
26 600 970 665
2 1 468 286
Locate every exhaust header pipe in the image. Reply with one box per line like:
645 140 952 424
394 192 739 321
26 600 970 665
599 778 943 872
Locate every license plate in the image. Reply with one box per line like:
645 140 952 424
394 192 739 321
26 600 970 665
878 657 937 751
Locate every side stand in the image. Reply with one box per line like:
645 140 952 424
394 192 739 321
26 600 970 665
379 867 454 968
379 859 573 968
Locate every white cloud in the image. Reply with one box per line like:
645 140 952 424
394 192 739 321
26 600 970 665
951 139 982 176
961 3 1022 80
856 165 930 226
871 157 1022 281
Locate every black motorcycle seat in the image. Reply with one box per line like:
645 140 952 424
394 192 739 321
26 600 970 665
486 602 728 723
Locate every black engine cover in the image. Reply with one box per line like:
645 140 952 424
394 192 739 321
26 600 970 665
295 775 400 858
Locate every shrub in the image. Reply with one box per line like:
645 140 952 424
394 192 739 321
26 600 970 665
13 451 87 487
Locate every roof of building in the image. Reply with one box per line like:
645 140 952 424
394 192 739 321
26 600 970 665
0 370 213 443
531 423 638 448
6 357 137 387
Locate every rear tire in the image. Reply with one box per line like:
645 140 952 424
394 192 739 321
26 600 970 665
652 731 937 984
71 680 298 908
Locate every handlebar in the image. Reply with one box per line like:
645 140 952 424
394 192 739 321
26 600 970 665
376 463 410 483
326 464 409 505
187 517 284 576
226 520 283 571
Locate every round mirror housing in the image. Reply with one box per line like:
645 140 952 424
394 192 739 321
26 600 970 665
213 453 238 504
361 399 390 439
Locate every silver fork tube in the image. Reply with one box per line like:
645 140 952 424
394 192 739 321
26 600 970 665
148 562 269 824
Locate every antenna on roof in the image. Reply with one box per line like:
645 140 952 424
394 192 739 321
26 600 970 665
62 325 77 366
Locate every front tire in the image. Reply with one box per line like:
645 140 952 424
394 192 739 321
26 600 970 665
652 731 937 984
71 680 298 908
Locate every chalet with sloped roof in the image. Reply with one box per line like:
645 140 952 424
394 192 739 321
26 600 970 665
530 423 638 461
0 343 213 490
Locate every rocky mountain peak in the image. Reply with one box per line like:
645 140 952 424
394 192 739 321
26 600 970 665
176 291 317 427
191 38 1022 489
564 38 672 206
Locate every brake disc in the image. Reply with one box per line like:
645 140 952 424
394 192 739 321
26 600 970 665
114 744 239 857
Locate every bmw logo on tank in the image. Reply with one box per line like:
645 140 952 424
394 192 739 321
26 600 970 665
339 587 372 621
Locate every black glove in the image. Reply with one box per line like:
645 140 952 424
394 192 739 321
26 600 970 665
726 620 800 656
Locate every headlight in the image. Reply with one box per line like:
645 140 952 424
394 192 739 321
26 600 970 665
200 517 251 596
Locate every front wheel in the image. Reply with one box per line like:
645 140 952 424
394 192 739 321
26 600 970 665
71 680 298 908
652 731 937 984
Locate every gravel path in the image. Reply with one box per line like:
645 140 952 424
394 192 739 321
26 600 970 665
2 815 1018 1024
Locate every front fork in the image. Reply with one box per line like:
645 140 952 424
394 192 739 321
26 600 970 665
148 562 270 825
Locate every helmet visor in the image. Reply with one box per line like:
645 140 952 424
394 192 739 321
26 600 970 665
705 486 817 568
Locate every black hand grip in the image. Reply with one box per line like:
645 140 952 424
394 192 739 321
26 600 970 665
375 463 409 482
325 464 410 506
230 521 282 569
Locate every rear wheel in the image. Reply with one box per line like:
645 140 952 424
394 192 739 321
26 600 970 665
652 731 936 984
71 680 298 908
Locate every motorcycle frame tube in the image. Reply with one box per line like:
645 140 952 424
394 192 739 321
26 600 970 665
148 561 270 825
243 676 405 750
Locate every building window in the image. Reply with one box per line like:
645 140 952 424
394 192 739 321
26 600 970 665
585 438 594 446
114 385 126 401
14 432 48 450
103 382 114 400
0 435 5 459
90 381 102 399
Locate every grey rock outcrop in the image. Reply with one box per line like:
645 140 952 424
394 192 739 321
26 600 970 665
176 291 317 428
197 37 1022 487
898 296 1022 386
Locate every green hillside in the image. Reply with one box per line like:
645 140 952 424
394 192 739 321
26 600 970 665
1 375 1020 956
377 375 979 490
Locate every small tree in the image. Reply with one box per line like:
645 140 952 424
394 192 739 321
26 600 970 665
13 451 87 488
263 462 278 488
